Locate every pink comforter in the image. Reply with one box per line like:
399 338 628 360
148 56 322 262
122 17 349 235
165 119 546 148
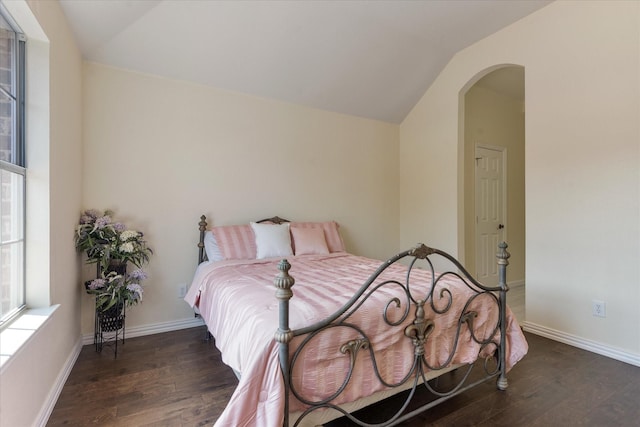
184 253 528 427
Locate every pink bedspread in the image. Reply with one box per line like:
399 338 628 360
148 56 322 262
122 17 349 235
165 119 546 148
185 253 528 427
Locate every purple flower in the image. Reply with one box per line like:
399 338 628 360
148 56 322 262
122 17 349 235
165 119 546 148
128 269 148 281
127 283 143 301
94 216 111 229
126 283 142 292
88 278 106 290
113 222 126 232
79 215 93 224
84 209 100 220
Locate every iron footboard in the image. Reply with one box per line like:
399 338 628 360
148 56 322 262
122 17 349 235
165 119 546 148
275 242 511 427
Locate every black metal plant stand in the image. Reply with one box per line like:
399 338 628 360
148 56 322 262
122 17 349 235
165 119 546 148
91 261 127 358
94 301 126 358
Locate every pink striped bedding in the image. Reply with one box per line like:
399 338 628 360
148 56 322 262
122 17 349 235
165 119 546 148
184 253 528 427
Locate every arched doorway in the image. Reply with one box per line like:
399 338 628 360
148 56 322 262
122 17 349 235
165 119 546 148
459 65 526 318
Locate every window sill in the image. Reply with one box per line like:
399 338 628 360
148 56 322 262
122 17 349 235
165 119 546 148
0 305 59 372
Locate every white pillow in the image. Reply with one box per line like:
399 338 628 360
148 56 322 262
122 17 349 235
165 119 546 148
204 231 224 262
250 222 293 259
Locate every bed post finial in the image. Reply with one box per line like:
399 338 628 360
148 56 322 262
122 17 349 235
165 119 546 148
274 259 294 304
274 259 295 426
497 242 510 268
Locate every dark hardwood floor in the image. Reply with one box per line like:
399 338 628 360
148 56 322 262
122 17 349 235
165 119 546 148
47 327 640 426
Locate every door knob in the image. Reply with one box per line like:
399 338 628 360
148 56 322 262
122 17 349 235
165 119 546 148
498 224 504 230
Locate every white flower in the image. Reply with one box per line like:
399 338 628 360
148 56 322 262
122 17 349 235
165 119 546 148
119 242 135 253
120 230 139 241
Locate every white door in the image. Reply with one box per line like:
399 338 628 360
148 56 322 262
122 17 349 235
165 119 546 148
475 145 506 286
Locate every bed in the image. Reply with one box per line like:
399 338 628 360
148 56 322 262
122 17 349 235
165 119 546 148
184 215 528 426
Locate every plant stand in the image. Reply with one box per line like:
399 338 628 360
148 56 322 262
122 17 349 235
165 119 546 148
94 302 126 358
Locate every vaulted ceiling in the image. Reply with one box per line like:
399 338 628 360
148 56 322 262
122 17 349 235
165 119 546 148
59 0 549 123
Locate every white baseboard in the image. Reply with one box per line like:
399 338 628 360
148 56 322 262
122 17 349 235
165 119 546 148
81 316 205 345
522 321 640 367
35 336 83 427
509 279 525 288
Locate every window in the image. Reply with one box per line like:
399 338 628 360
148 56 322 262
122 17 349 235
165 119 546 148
0 8 25 326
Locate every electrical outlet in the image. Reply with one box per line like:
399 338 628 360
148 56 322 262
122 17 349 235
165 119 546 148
592 300 606 318
178 283 187 298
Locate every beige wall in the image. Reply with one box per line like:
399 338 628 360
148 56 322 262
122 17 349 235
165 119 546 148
0 0 83 426
81 62 400 336
464 83 525 282
400 1 639 358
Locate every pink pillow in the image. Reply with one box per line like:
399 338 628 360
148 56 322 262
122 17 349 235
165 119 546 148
291 226 330 255
212 224 256 260
290 221 345 253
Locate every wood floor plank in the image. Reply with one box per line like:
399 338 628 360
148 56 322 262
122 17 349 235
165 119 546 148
47 327 640 426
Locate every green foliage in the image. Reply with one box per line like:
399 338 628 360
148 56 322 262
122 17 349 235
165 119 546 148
74 209 153 271
86 270 146 312
76 209 152 312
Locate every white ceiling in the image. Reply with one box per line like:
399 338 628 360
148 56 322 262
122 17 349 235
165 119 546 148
59 0 549 123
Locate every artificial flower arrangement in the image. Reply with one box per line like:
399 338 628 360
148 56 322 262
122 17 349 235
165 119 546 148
86 269 147 312
75 209 152 312
75 209 152 271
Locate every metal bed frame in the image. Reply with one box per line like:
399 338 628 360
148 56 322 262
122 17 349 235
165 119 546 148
197 215 512 426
